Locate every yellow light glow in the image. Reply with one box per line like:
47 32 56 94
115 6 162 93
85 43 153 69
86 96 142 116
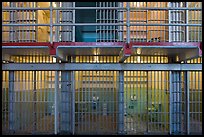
136 48 141 55
53 2 57 7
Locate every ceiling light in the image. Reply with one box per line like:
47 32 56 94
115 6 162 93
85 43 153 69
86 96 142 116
53 2 56 7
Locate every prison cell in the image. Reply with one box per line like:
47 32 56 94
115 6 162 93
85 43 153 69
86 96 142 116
2 2 202 135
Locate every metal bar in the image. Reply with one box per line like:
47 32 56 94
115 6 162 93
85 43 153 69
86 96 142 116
9 2 16 42
169 71 172 135
50 2 53 44
71 57 75 135
2 63 202 71
72 2 75 42
55 2 59 42
169 70 182 134
184 70 190 134
126 2 130 44
61 70 69 133
9 71 15 134
118 70 124 134
54 70 59 134
3 23 202 26
185 2 189 42
2 7 202 10
33 71 37 133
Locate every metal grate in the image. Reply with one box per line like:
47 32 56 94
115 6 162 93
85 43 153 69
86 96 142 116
2 71 56 134
124 71 170 134
189 71 202 134
9 55 57 63
96 2 120 42
2 2 202 42
74 71 119 134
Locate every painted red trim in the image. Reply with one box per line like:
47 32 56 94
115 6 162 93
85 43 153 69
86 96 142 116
123 42 132 55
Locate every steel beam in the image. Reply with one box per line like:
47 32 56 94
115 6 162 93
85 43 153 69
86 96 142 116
60 71 71 134
3 23 202 27
2 7 202 10
9 71 15 134
118 71 124 134
33 71 37 133
119 43 132 63
2 63 202 71
71 56 75 135
169 71 182 135
183 71 190 135
126 2 130 44
54 70 59 134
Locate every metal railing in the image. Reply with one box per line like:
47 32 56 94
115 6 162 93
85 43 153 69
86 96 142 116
2 2 202 43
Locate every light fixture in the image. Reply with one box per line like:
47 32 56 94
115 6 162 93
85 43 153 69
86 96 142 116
136 48 141 55
94 56 99 63
53 2 57 7
137 56 141 63
53 57 56 62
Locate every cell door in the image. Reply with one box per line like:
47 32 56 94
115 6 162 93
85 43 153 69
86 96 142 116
74 71 119 135
124 71 170 135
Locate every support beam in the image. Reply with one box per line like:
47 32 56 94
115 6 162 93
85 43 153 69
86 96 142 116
169 71 182 135
60 71 71 134
2 63 202 71
54 71 59 134
118 71 124 134
119 43 132 63
71 56 75 135
9 2 16 42
9 71 15 134
184 71 190 135
33 71 37 134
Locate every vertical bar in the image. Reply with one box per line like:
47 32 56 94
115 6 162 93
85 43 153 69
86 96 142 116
55 2 59 42
118 70 124 134
50 2 53 44
185 2 189 42
169 71 182 135
61 70 69 133
169 71 172 134
54 71 59 134
9 71 15 134
33 71 37 133
71 57 76 134
146 71 149 133
9 2 15 42
126 2 130 44
168 2 172 42
72 2 75 42
184 71 190 134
